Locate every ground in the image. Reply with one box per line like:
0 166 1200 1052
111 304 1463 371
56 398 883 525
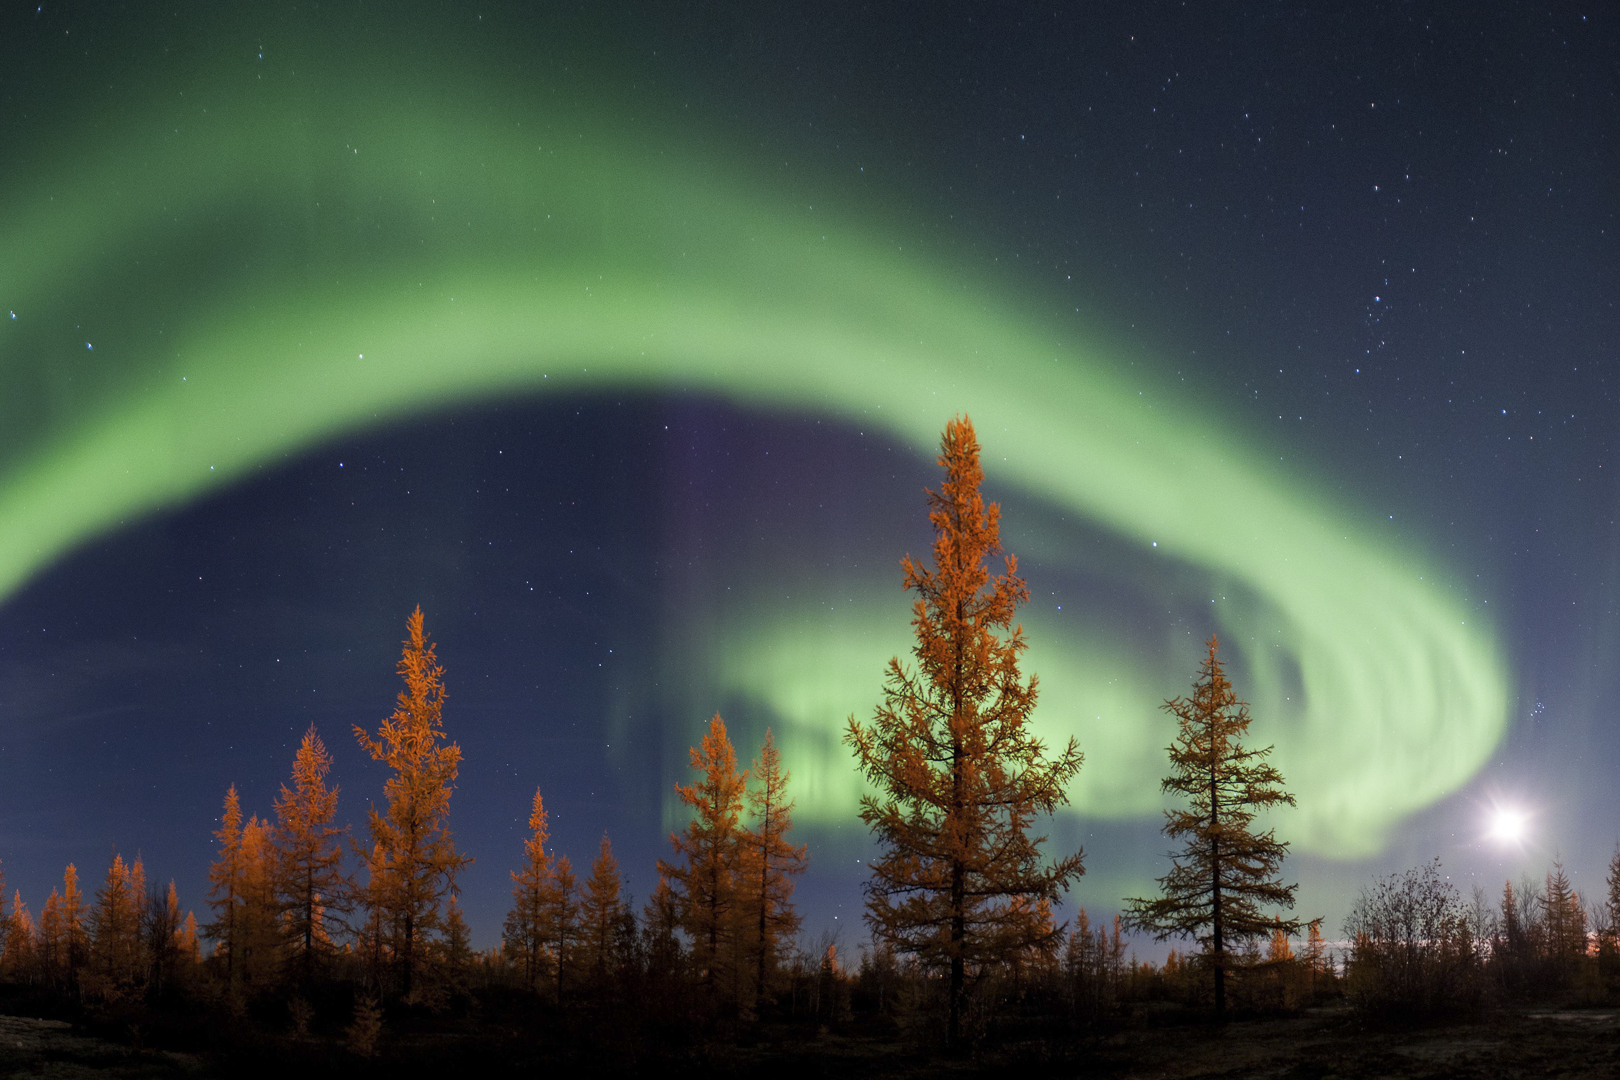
0 1006 1617 1078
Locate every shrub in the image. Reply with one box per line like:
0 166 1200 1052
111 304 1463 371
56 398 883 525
1343 859 1482 1020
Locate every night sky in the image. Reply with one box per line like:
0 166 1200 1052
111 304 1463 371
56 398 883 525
0 2 1615 951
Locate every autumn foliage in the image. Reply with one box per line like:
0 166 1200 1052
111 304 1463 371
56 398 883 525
846 414 1085 1045
14 421 1620 1067
354 605 471 999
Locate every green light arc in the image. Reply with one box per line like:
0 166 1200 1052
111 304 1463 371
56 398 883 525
0 73 1507 857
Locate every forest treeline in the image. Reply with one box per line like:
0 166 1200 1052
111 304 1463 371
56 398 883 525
0 415 1613 1067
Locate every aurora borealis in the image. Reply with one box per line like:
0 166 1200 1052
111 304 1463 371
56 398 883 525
1 3 1613 942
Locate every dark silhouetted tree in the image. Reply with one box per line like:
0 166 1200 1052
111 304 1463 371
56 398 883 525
845 415 1084 1047
1125 635 1300 1016
354 606 471 1000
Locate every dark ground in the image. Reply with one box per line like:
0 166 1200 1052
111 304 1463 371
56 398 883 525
2 1006 1618 1079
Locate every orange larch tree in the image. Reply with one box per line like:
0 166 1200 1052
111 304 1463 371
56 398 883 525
204 785 246 983
1 891 35 983
737 728 807 1010
239 815 282 986
546 853 580 1001
845 415 1085 1048
89 853 145 991
39 889 64 987
503 788 557 992
580 833 628 985
354 606 471 1000
660 713 747 997
59 864 88 990
273 724 349 983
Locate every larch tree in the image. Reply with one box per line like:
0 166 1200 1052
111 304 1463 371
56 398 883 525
738 728 807 1010
89 853 145 990
47 864 88 991
354 606 471 1000
204 785 246 983
845 415 1085 1047
1 892 35 983
642 872 683 984
660 713 748 996
238 816 282 986
1543 860 1587 968
39 890 64 987
580 833 628 985
503 788 556 992
438 895 474 993
546 853 580 1001
1124 635 1301 1016
273 724 348 983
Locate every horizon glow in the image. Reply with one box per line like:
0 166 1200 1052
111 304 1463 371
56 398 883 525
0 33 1508 857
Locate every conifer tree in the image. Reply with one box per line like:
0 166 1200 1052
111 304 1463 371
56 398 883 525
273 724 348 983
1543 860 1587 969
204 786 246 982
44 864 89 991
660 713 747 996
177 910 202 968
439 895 474 994
39 890 65 987
580 833 628 985
503 788 556 992
1 891 35 983
547 854 580 1001
1125 635 1301 1016
738 728 807 1010
354 606 471 1000
90 853 144 989
1608 847 1620 929
239 817 283 985
642 872 684 983
845 416 1085 1046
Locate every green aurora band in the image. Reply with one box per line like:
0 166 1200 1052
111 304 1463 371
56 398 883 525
0 37 1507 858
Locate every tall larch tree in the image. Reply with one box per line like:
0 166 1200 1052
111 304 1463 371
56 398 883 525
1543 860 1587 969
354 606 471 1000
90 853 145 990
845 415 1085 1047
1 892 35 983
738 728 807 1010
504 788 556 992
1125 635 1301 1017
204 785 246 983
580 833 628 985
39 890 65 987
273 724 348 983
642 872 684 985
1606 846 1620 950
238 816 283 986
546 853 580 1001
660 713 748 996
